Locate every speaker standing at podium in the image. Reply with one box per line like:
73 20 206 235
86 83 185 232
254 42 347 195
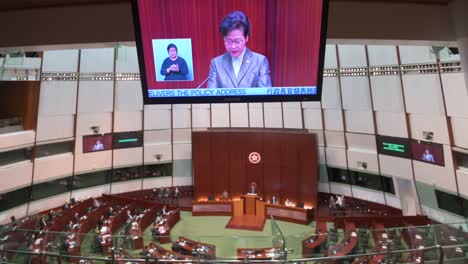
242 182 260 216
207 11 272 89
248 182 257 195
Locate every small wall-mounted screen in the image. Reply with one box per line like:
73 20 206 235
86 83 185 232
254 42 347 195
411 140 445 167
82 134 113 153
376 135 411 159
112 131 143 149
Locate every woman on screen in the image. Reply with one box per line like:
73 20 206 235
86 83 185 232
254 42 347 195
92 140 104 151
207 11 271 88
160 43 189 80
421 148 435 163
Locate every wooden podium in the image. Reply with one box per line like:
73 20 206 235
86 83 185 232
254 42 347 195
241 194 261 216
226 197 266 231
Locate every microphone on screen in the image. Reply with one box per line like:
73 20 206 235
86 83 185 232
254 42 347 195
196 73 213 89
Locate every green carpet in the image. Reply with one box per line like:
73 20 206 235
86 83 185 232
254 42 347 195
75 211 320 261
142 211 317 259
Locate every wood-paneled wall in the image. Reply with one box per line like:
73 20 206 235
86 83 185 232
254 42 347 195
193 129 319 208
0 81 40 130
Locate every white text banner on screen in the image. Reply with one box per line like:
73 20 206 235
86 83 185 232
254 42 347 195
148 86 317 98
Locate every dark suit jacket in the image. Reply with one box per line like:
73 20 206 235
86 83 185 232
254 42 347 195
207 49 272 88
270 197 277 204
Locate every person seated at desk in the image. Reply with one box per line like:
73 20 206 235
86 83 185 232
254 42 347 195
135 210 146 221
177 239 187 247
269 196 277 204
159 205 168 216
154 215 163 224
140 247 152 256
65 220 74 231
157 218 167 226
126 210 134 223
174 187 180 198
221 190 229 200
329 195 336 209
106 206 115 218
31 236 44 253
66 234 78 248
164 188 171 199
157 187 164 198
39 217 47 229
164 253 176 260
0 233 10 245
172 240 187 253
344 236 351 246
95 215 105 232
92 198 100 209
152 224 167 240
199 244 208 252
284 198 293 207
99 229 112 244
80 214 87 222
69 197 77 207
47 210 55 222
194 244 210 257
335 195 345 210
130 221 140 231
72 212 79 223
265 248 279 258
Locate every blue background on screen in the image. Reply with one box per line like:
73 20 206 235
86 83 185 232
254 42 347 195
152 38 194 82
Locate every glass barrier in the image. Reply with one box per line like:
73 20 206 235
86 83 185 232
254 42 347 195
1 219 467 263
194 235 279 260
270 216 286 260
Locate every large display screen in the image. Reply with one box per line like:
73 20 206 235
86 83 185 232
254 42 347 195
132 0 328 104
113 131 143 149
82 134 113 153
376 135 411 159
411 140 445 167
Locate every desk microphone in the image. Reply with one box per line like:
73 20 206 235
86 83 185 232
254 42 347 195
196 73 212 89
